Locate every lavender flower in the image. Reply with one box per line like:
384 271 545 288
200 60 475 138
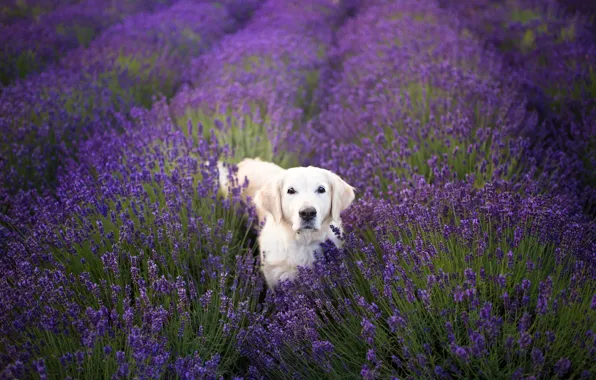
554 357 571 378
531 348 544 369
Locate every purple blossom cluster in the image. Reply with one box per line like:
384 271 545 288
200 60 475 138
1 0 595 378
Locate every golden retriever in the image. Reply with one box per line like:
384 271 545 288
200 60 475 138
218 158 355 288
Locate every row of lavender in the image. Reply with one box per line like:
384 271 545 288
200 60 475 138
0 0 178 86
0 0 255 207
237 0 596 378
313 0 594 203
440 0 595 114
1 0 79 25
0 0 357 378
440 0 596 212
169 0 357 166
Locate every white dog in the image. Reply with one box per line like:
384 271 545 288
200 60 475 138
218 158 355 289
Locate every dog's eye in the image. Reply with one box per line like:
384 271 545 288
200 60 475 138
316 186 326 194
287 187 296 194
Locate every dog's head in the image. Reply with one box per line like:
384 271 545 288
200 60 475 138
254 166 355 232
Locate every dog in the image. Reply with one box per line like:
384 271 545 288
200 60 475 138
218 158 355 289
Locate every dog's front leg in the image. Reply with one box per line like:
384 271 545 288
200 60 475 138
261 261 297 289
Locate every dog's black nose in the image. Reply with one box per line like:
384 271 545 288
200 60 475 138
299 207 317 221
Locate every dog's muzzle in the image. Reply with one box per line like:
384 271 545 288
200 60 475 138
298 207 317 230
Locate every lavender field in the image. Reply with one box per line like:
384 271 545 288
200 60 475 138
1 0 595 378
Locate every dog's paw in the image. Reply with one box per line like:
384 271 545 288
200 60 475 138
278 269 298 283
261 263 297 289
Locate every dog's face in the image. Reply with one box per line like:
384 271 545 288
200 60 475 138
255 166 355 232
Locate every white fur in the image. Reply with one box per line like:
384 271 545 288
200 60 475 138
218 158 355 289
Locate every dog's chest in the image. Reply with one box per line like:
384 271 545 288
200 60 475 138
259 228 325 268
289 236 321 267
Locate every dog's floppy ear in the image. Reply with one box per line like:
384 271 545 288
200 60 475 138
254 175 283 223
326 170 355 223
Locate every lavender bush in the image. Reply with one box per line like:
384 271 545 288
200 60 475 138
1 0 595 378
309 0 591 206
0 67 126 195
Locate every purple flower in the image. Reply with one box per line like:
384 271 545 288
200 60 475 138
366 349 377 364
35 359 47 380
361 318 376 346
453 346 469 362
454 288 464 303
464 268 476 286
511 368 523 380
536 277 553 315
417 288 431 309
470 331 487 357
518 312 532 333
507 251 515 269
554 357 571 378
495 274 507 288
361 364 376 380
480 302 492 320
312 340 334 361
434 365 449 378
531 347 544 368
388 313 407 332
518 332 533 349
521 279 532 292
